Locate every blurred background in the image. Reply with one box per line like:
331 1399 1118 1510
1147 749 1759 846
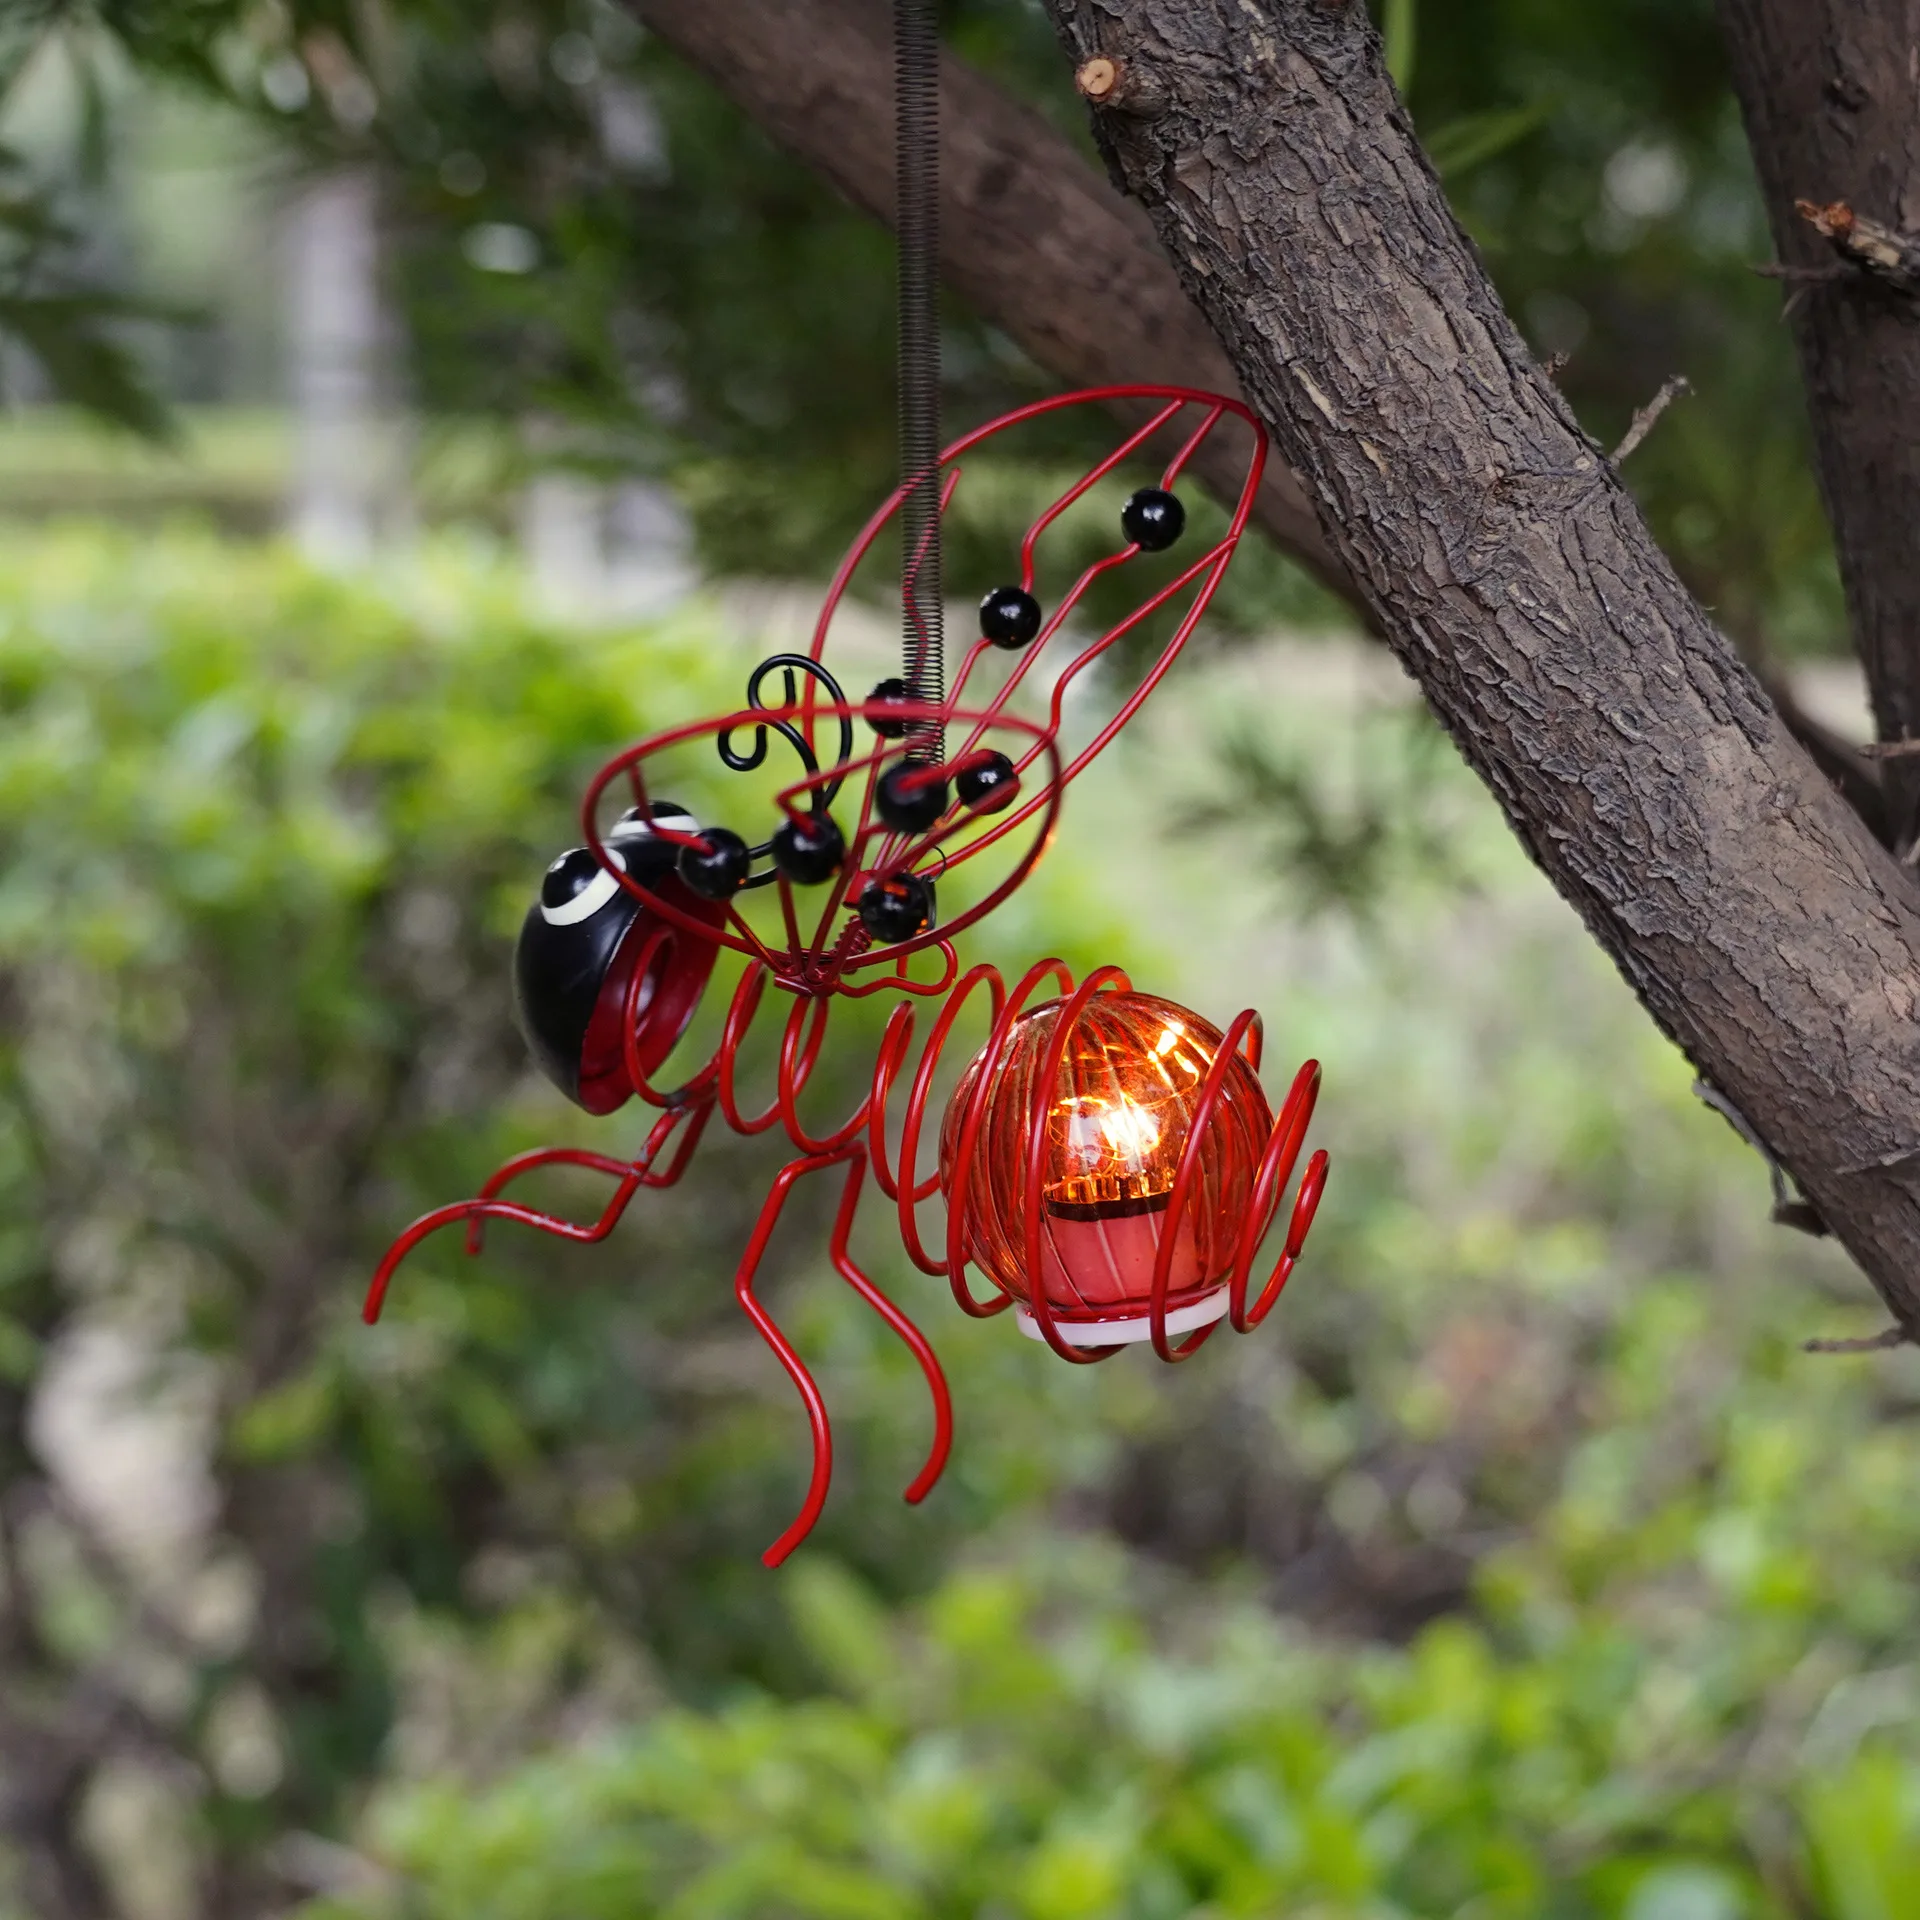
1 2 1914 1916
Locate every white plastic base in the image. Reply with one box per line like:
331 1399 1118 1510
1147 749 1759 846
1014 1285 1231 1348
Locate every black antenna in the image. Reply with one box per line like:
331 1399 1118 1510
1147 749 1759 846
895 0 942 762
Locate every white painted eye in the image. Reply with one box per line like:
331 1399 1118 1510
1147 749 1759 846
539 845 628 926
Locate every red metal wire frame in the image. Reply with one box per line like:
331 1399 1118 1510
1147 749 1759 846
949 538 1243 872
1229 1061 1330 1332
578 699 1063 991
716 965 823 1137
940 956 1082 1317
618 920 725 1113
1140 1006 1267 1364
1236 1009 1266 1076
826 1154 953 1506
832 937 962 1000
736 1143 955 1568
797 465 966 762
774 992 869 1158
865 1004 922 1204
806 384 1264 671
461 1106 712 1258
942 406 1251 754
734 1146 849 1566
1015 398 1187 586
802 386 1266 853
767 703 1060 974
362 1102 707 1324
1015 965 1139 1364
884 961 1007 1274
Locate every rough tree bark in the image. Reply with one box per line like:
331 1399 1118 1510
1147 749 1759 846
1716 0 1920 844
1026 0 1920 1332
628 0 1351 597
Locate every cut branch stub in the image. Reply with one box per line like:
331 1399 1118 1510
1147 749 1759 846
1075 54 1167 116
1795 197 1920 297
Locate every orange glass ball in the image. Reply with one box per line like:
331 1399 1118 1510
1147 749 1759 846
939 991 1273 1345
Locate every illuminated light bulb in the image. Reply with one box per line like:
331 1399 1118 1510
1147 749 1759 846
939 991 1272 1347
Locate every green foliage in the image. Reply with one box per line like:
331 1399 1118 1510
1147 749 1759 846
0 126 174 437
1175 704 1474 923
315 1284 1920 1920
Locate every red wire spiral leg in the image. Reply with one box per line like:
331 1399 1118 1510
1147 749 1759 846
733 1144 862 1567
1139 1006 1269 1364
825 1151 953 1507
460 1105 713 1257
1016 965 1136 1366
881 962 1007 1276
362 1106 703 1325
1230 1059 1330 1333
941 957 1081 1318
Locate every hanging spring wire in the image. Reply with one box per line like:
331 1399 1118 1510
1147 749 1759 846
895 0 943 763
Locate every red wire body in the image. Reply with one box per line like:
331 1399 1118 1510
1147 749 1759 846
365 388 1328 1566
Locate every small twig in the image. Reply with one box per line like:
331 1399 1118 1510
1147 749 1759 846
1691 1078 1831 1237
1612 374 1692 465
1805 1326 1911 1354
1541 350 1570 381
1860 738 1920 759
1752 262 1851 285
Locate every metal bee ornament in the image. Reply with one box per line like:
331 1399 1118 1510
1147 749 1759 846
365 384 1331 1566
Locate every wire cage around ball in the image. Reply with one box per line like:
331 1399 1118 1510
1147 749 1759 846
937 974 1329 1363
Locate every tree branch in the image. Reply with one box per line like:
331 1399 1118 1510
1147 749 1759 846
1040 0 1920 1330
1715 0 1920 848
627 0 1353 602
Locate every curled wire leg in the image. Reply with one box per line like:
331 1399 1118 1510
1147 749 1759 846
1269 1148 1330 1297
367 1109 705 1321
825 1152 953 1506
465 1148 650 1257
365 1175 645 1324
1232 1060 1331 1332
734 1147 858 1568
462 1108 708 1255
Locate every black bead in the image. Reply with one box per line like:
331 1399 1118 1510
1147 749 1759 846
677 827 751 900
770 812 845 886
541 847 604 910
859 870 934 944
876 763 949 834
979 585 1042 650
1122 487 1186 552
956 750 1018 815
866 677 913 738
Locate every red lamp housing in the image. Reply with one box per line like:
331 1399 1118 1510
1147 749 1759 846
939 985 1323 1359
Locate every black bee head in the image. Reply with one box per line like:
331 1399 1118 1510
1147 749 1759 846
512 801 717 1112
